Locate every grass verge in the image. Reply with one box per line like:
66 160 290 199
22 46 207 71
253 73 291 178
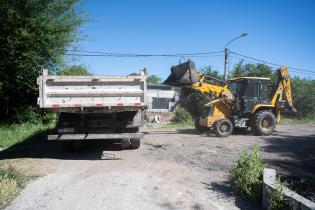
0 164 38 209
0 122 55 149
280 117 315 125
154 122 194 129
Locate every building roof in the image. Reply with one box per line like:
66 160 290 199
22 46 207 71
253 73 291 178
228 77 271 81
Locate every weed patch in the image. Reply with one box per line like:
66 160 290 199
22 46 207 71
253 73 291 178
0 165 37 209
230 146 265 204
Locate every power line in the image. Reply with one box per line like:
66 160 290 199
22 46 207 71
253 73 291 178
66 49 224 57
230 51 315 74
65 48 313 75
230 55 315 75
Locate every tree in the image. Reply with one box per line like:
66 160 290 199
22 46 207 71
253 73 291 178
147 75 162 85
231 61 273 78
0 0 86 120
58 65 92 76
200 66 224 80
128 73 139 76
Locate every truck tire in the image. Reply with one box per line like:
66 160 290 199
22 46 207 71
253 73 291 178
130 138 140 149
213 118 233 137
250 110 276 136
121 138 131 149
194 119 208 132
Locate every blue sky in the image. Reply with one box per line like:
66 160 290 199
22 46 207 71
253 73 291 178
70 0 315 79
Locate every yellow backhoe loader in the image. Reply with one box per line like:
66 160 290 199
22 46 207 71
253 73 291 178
164 60 296 137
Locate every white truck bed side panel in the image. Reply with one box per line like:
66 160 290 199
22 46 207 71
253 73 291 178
37 71 147 110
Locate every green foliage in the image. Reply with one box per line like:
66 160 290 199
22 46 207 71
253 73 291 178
269 177 291 210
12 106 57 124
57 65 92 76
147 75 162 85
200 66 224 81
128 73 139 76
231 146 265 204
0 122 55 148
174 107 193 123
231 61 274 78
291 77 315 118
0 0 86 121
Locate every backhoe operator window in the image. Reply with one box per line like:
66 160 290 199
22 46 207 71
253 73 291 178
228 82 237 96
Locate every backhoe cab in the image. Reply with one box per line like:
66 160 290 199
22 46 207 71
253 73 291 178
164 60 296 137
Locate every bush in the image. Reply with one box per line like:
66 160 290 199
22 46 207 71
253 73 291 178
12 106 57 124
174 107 193 123
231 146 265 204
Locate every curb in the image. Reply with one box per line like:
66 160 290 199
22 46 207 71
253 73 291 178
263 168 315 210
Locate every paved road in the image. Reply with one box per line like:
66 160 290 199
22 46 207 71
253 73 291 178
3 125 315 210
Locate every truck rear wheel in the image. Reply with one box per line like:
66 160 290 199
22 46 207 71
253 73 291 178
213 118 233 137
130 138 140 149
250 110 276 135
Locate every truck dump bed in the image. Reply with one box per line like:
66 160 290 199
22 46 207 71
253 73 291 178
37 69 147 112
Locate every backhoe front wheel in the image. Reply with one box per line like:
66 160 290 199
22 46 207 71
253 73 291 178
213 118 233 137
251 110 276 136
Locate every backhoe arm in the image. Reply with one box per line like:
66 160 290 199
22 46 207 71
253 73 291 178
271 67 297 112
187 75 235 107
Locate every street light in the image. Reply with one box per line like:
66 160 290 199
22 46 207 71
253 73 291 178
224 33 248 81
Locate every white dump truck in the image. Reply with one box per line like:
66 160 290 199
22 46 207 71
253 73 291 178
37 69 147 150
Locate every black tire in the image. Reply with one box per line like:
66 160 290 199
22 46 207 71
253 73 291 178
250 110 276 136
130 138 140 149
194 119 208 132
213 118 233 137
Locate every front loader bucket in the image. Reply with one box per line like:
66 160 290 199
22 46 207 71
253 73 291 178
163 60 200 86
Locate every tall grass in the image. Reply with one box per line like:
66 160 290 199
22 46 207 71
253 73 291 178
0 122 55 149
280 117 315 125
0 165 37 209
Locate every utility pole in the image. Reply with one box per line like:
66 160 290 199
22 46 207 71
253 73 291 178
223 33 248 81
224 48 228 81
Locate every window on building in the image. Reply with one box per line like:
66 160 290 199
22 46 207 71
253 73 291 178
152 97 170 110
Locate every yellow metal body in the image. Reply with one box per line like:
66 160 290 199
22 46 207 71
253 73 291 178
187 67 295 128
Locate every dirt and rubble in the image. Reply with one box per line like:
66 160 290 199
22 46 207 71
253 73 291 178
1 124 314 210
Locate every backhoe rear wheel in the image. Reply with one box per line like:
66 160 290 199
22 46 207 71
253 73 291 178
213 118 233 137
250 110 276 136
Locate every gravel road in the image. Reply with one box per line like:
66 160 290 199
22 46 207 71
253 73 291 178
4 124 315 210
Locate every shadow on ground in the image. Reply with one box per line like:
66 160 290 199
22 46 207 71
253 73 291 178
261 133 315 177
202 181 261 210
0 129 126 161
